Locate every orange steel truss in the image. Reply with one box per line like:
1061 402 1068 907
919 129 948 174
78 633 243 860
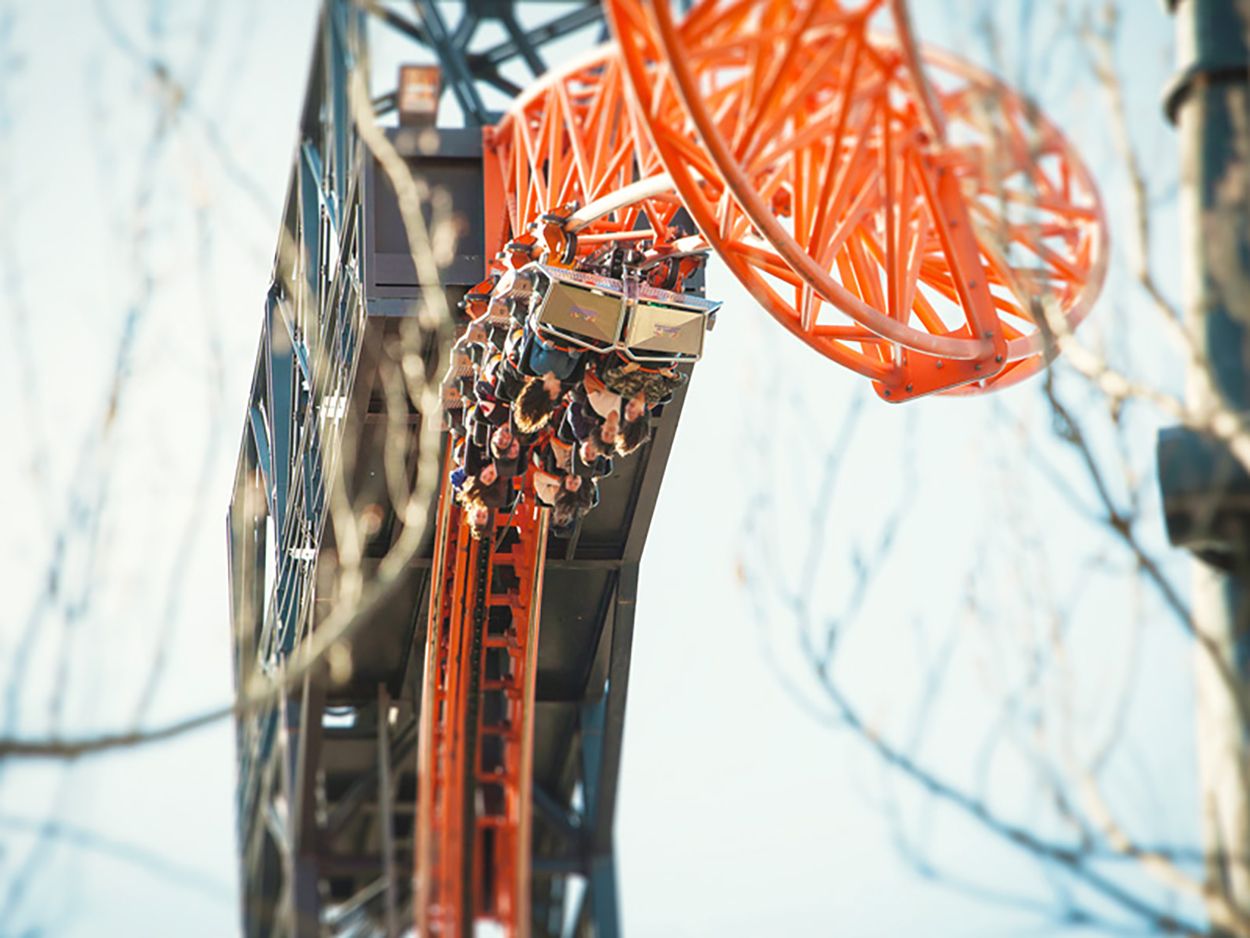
483 0 1107 400
416 463 549 937
418 1 1109 934
486 50 680 260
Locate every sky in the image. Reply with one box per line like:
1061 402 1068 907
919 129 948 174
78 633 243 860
0 1 1200 936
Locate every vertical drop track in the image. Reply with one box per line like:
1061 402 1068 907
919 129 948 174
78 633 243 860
417 457 549 938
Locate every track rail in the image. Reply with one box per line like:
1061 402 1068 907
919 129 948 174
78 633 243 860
415 0 1110 931
417 464 549 937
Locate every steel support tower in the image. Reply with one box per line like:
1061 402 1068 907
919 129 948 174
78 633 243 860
227 3 674 934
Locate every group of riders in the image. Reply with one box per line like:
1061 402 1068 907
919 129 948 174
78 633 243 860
441 224 718 539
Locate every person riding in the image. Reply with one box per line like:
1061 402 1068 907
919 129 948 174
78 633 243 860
553 475 595 520
454 459 509 539
615 390 651 456
598 353 686 407
490 424 523 479
583 364 623 420
513 371 565 434
533 467 584 508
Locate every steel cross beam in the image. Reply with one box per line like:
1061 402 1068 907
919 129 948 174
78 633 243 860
362 0 606 125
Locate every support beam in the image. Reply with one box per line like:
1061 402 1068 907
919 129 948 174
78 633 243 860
324 718 419 836
591 564 638 853
292 671 327 937
474 5 603 68
588 853 620 938
1159 2 1250 936
532 782 584 844
377 684 400 937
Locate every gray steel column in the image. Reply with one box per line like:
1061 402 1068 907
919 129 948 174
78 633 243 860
292 671 326 937
378 684 399 937
1159 1 1250 933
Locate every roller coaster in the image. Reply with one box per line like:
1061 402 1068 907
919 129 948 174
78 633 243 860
226 1 1107 935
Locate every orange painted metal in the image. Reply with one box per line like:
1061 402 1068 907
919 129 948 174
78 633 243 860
415 458 468 937
416 475 548 937
608 0 1107 398
481 127 511 264
417 0 1110 932
487 49 679 267
484 0 1107 400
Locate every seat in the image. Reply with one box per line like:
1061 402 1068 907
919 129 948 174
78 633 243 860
622 300 707 361
533 279 626 351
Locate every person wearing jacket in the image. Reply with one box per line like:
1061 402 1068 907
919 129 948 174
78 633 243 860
518 326 584 382
532 467 583 508
490 424 523 479
599 354 685 406
582 365 623 420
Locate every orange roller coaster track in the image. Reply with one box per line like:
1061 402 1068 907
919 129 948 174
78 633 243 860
484 0 1107 400
228 0 1109 934
417 1 1108 935
417 458 549 936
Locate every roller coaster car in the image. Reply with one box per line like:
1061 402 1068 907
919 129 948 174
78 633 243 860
528 263 721 364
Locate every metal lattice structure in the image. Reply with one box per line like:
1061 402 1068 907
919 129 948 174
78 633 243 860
608 0 1106 397
229 1 1106 935
369 0 609 126
228 4 668 935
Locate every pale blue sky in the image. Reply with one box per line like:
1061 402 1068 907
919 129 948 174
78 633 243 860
0 2 1196 936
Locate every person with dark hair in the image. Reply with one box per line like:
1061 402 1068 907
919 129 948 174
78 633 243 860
553 475 595 519
514 371 564 434
549 474 592 538
615 390 651 456
457 466 509 536
575 434 613 479
550 503 576 536
490 424 522 479
467 459 498 490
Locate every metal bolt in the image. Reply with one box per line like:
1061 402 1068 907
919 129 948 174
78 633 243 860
995 354 1004 363
935 360 944 369
883 389 892 397
968 280 978 289
905 384 913 393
